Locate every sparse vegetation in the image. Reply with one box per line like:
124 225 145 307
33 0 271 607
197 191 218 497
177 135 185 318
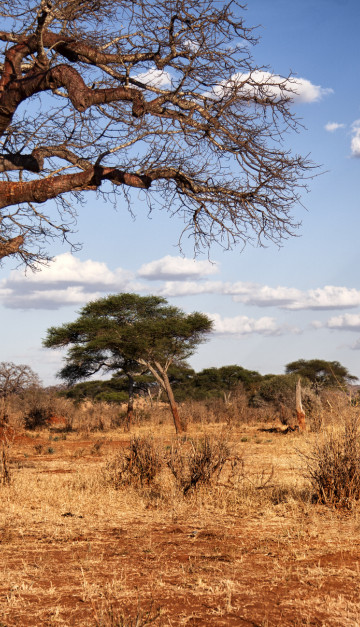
0 366 360 624
167 434 230 495
301 415 360 509
105 436 163 489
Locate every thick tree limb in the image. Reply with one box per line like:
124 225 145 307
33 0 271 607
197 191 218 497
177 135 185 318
0 234 24 260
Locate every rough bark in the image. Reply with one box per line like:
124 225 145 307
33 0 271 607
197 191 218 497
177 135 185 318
296 378 306 432
160 367 187 435
139 358 186 434
126 374 135 432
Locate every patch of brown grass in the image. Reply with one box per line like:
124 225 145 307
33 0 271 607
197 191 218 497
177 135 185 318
0 409 360 625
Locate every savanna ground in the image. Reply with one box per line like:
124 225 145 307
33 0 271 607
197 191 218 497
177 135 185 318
1 396 360 626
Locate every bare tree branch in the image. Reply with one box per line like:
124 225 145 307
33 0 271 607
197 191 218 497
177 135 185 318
0 0 314 266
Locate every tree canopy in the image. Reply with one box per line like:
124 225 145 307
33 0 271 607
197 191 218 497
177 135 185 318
43 292 213 431
0 0 312 266
285 359 358 389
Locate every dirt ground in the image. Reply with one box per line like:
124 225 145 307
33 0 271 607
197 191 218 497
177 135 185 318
1 423 360 626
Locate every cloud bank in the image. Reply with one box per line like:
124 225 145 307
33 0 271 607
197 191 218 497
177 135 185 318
1 255 360 332
157 280 360 311
208 71 332 104
0 253 133 309
209 313 299 337
138 255 219 281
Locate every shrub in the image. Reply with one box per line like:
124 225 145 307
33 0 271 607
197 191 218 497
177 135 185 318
0 444 10 485
301 416 360 509
105 436 162 489
167 434 230 495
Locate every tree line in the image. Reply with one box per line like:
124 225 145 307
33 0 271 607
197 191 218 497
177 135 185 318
42 292 358 433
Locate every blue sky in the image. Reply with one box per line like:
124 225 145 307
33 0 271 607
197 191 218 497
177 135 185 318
1 0 360 385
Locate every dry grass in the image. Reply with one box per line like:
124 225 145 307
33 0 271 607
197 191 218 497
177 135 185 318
0 398 360 625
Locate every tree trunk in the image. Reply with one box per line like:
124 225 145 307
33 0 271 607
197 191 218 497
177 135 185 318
296 378 306 432
126 374 135 431
139 359 186 434
160 367 187 435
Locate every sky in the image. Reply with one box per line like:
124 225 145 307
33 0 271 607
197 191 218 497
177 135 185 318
1 0 360 385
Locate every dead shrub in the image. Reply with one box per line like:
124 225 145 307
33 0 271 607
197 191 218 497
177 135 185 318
301 416 360 509
21 388 75 431
167 434 230 495
104 436 162 489
92 596 161 627
0 444 10 485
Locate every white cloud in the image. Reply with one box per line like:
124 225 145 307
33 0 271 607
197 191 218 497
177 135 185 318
230 283 360 311
208 71 332 104
183 39 200 53
0 253 133 309
138 255 219 281
6 252 131 290
147 277 360 311
285 286 360 310
1 252 360 315
326 313 360 332
351 120 360 157
231 283 302 307
325 122 345 132
157 281 224 297
4 287 104 310
133 67 172 87
208 313 292 337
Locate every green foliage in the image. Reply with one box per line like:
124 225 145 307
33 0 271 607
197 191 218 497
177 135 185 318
169 364 262 401
250 373 300 408
44 293 212 385
44 293 213 432
64 379 129 404
285 359 357 389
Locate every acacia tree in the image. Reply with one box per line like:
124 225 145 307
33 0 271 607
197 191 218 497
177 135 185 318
0 361 40 423
285 359 358 391
0 0 311 266
43 293 213 432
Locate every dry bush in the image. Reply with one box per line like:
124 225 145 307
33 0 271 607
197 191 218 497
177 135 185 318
181 394 275 428
92 596 161 627
180 400 216 424
0 444 10 485
70 400 126 433
104 436 163 489
17 388 75 431
167 434 230 495
301 415 360 509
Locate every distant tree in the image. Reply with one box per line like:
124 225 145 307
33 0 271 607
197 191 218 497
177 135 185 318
166 364 197 402
285 359 358 391
0 0 313 267
0 362 40 398
63 372 155 405
0 361 40 424
63 378 129 405
187 365 262 401
43 293 212 432
250 373 299 409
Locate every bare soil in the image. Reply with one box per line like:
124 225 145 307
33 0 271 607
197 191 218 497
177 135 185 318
1 423 360 626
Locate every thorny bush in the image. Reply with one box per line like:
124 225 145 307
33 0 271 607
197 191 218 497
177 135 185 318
104 436 162 489
167 434 230 495
301 415 360 509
